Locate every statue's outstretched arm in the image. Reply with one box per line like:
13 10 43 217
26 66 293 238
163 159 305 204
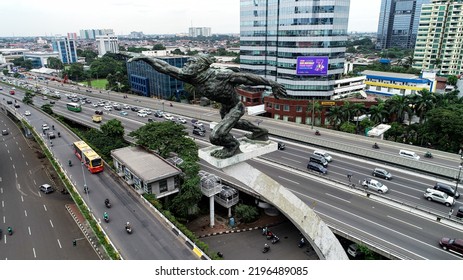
230 72 287 99
127 55 183 80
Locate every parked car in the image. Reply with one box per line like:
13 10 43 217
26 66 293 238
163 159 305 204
372 168 392 180
347 243 362 258
424 188 455 207
306 162 327 174
439 237 463 255
362 178 388 193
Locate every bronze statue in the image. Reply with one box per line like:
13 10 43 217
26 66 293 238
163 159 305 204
128 53 287 158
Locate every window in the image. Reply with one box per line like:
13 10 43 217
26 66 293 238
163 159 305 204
284 105 290 111
275 104 280 110
159 179 168 193
296 106 302 112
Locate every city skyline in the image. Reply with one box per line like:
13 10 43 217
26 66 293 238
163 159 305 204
0 0 381 37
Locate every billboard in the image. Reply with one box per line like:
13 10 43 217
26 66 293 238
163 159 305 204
296 56 329 76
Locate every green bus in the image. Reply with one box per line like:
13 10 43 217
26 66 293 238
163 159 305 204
66 102 82 112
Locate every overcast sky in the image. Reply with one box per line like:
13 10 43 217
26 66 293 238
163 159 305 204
0 0 381 37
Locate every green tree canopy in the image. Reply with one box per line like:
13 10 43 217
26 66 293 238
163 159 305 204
422 104 463 152
47 57 64 70
100 119 125 138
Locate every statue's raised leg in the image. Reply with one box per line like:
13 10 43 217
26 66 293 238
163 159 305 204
235 119 269 141
210 103 245 159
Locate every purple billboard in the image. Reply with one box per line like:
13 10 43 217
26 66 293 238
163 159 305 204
296 56 329 76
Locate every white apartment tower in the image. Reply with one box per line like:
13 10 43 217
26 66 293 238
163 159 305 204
96 34 119 57
413 0 463 75
188 27 212 37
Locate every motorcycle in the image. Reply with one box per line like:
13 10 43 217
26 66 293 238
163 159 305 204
105 199 111 208
103 213 109 223
84 186 89 194
266 231 274 240
315 130 321 136
271 235 280 244
298 238 306 248
7 227 12 236
68 160 72 167
372 143 380 149
169 102 173 107
425 151 433 158
0 228 2 239
125 223 132 234
262 244 270 253
58 132 61 138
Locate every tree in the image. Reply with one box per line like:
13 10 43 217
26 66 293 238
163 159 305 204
152 44 166 50
47 57 63 70
172 48 184 55
234 204 259 223
41 104 53 115
339 122 356 134
168 176 202 219
12 57 33 70
350 103 365 131
100 119 125 138
422 104 463 152
447 75 458 86
385 95 410 123
129 121 192 158
410 89 436 124
368 103 388 124
325 106 343 128
22 91 34 105
63 63 86 82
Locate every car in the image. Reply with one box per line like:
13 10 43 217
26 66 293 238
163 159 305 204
95 110 103 115
24 110 31 116
14 103 20 108
347 243 362 258
306 162 327 174
137 112 147 117
433 182 460 198
143 109 152 115
39 184 54 194
361 178 388 193
164 114 174 121
399 149 420 160
177 117 187 124
372 168 392 180
131 106 139 112
456 206 463 218
154 111 163 118
48 131 56 139
278 142 286 150
92 103 99 107
2 130 8 136
439 238 463 255
148 118 154 122
120 111 128 116
49 100 55 104
424 188 455 207
313 150 332 162
42 124 49 130
103 106 112 111
193 127 206 136
6 100 13 104
123 105 130 110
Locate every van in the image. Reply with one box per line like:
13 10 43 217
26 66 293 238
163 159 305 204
399 150 420 160
309 154 328 167
313 150 332 162
434 182 460 198
39 184 54 194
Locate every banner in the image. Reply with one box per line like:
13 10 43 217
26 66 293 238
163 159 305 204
296 56 329 76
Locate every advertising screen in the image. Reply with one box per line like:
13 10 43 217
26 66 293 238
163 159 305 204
296 56 329 76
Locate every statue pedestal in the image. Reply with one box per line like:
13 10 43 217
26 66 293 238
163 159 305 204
198 139 349 260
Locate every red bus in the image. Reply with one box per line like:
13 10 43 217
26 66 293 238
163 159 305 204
72 141 104 173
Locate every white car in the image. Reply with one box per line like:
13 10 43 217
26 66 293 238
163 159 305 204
24 110 31 116
424 188 455 207
103 106 112 111
137 112 147 117
177 117 187 124
361 178 388 193
42 124 49 130
92 103 99 107
164 114 174 120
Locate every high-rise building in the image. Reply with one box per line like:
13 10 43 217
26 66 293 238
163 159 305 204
79 29 114 40
413 0 463 75
52 35 77 64
376 0 431 50
188 27 211 37
240 0 350 100
96 34 119 57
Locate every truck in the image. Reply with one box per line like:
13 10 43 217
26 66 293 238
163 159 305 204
92 115 102 123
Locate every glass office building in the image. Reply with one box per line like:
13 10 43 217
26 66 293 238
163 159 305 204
127 56 188 99
376 0 430 50
52 37 78 64
240 0 350 99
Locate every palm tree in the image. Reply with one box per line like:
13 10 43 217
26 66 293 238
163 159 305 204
341 101 352 123
368 104 388 124
410 89 436 124
385 95 410 123
351 103 365 132
306 100 322 127
326 106 343 129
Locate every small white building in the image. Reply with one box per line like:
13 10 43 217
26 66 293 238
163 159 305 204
96 34 119 57
111 146 182 198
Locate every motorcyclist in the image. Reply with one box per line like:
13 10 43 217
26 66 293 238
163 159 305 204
68 159 72 166
104 212 109 220
373 143 379 149
125 222 131 229
315 130 320 135
7 226 12 234
105 198 110 206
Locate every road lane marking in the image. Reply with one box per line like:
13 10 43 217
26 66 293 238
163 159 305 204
43 205 47 211
10 156 12 161
387 216 422 229
325 193 351 203
281 156 302 163
24 210 27 217
57 239 62 249
21 196 23 202
49 220 54 228
277 176 300 185
32 248 36 258
28 227 31 235
25 161 28 166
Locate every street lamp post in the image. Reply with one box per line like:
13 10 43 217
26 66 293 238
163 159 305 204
81 160 89 209
456 163 462 196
